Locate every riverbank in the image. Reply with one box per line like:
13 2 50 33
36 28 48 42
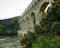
0 36 20 48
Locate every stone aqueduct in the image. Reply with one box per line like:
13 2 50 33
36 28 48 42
18 0 53 39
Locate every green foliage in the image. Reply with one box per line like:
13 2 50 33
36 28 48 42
21 31 37 48
32 0 60 48
32 36 60 48
0 16 20 36
51 22 60 36
46 0 60 36
0 25 4 34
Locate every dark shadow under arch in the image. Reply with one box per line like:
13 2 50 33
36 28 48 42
31 12 36 26
31 12 35 16
40 2 49 12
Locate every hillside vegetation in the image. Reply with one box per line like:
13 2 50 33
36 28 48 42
0 16 20 36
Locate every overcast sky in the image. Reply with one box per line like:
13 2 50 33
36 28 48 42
0 0 32 20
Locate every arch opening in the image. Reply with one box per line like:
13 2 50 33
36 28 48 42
26 17 29 20
31 12 36 26
31 12 35 16
44 4 51 13
40 2 51 13
28 12 35 32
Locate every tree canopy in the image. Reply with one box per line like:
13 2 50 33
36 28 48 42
0 16 20 36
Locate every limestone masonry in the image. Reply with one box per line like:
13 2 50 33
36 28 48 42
18 0 53 40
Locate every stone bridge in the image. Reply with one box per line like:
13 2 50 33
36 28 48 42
18 0 54 39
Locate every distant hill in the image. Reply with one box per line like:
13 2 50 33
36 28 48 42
0 16 20 36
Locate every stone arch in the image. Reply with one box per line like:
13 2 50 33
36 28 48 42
40 2 49 13
28 12 35 32
31 12 36 25
26 17 29 20
23 19 25 22
31 12 35 16
18 31 27 40
30 12 35 24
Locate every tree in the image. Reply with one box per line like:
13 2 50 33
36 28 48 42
0 25 4 35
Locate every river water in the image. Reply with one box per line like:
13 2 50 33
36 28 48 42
0 36 21 48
